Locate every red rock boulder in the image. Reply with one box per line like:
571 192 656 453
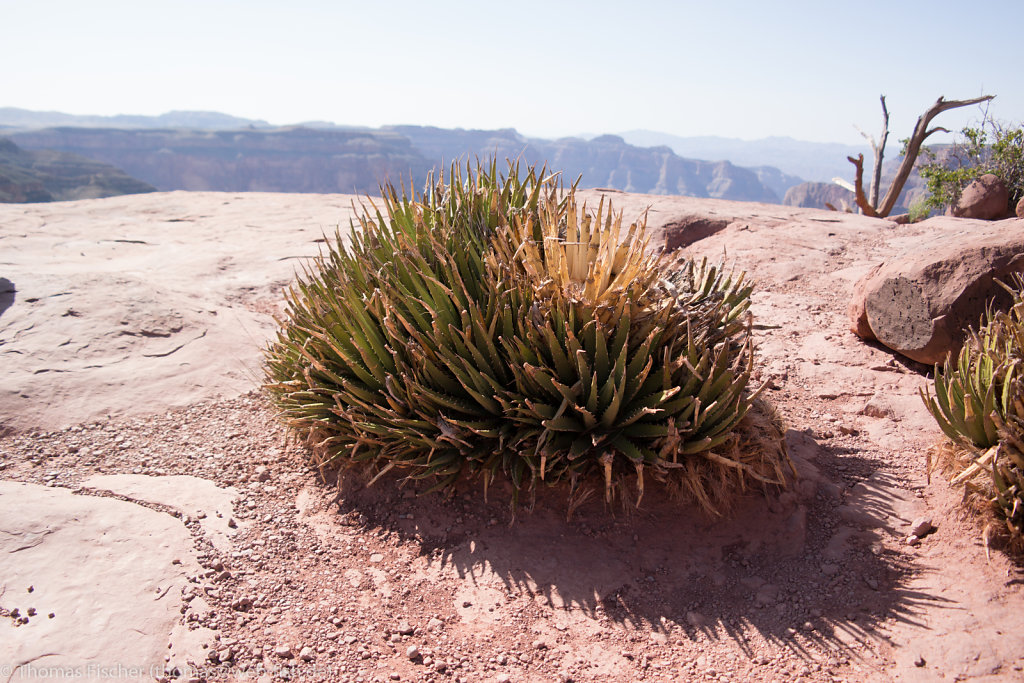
848 217 1024 364
953 173 1009 219
1016 196 1024 219
662 215 730 250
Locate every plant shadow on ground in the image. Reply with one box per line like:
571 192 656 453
314 428 954 662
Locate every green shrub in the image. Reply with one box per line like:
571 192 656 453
907 196 932 223
264 161 790 510
918 119 1024 214
922 275 1024 544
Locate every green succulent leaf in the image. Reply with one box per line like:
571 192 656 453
922 273 1024 543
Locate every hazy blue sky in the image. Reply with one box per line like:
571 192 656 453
3 0 1020 144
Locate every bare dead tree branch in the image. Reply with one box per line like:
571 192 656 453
847 154 879 217
875 94 994 216
870 96 889 207
832 177 855 193
855 96 889 208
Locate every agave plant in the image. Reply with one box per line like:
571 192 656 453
922 274 1024 544
487 192 766 504
488 193 663 318
265 161 549 490
922 326 1009 451
265 161 789 510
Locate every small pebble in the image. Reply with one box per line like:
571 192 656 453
910 517 934 537
406 645 420 660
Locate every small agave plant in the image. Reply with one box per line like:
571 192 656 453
265 161 790 512
922 275 1024 544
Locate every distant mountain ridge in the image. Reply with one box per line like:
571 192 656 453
387 127 786 202
8 127 431 196
0 137 155 203
617 130 869 185
4 108 830 202
0 107 273 131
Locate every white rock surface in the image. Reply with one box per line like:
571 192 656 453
82 474 242 551
0 481 201 681
0 191 359 432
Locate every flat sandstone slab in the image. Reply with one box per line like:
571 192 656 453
0 191 360 431
82 474 243 551
0 480 201 681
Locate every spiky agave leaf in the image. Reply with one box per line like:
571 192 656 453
490 189 775 508
265 161 546 484
923 273 1024 547
921 303 1016 451
490 193 661 316
661 256 754 345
